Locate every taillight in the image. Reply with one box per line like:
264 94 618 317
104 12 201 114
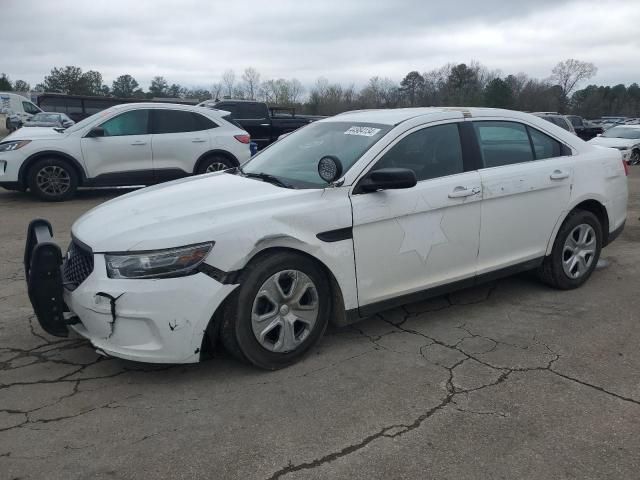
234 134 250 144
622 158 630 176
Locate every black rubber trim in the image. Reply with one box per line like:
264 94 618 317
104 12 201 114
605 220 625 246
316 227 353 242
24 219 69 337
0 181 21 190
459 122 483 172
354 256 544 319
18 150 86 188
197 263 242 284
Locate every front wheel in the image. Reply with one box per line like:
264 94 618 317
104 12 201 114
221 252 331 370
629 149 640 166
27 158 79 201
538 210 602 289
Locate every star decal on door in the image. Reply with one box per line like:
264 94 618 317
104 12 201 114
396 208 449 263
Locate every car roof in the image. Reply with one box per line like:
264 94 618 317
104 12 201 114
324 107 553 126
111 102 229 116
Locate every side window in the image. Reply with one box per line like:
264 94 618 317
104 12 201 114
474 121 533 168
375 123 464 181
152 109 212 134
527 127 564 160
193 113 217 130
216 103 239 117
22 101 41 114
238 103 267 119
568 116 583 128
100 109 149 136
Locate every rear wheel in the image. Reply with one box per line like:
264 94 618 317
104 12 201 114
538 210 602 289
630 149 640 166
196 154 235 174
221 252 330 370
27 158 78 201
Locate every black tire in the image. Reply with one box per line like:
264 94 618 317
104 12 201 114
27 157 79 201
538 210 602 290
221 251 331 370
630 149 640 166
196 154 235 175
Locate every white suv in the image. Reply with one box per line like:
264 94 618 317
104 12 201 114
24 108 628 369
0 103 251 200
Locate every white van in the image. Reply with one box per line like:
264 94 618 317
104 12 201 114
0 92 42 131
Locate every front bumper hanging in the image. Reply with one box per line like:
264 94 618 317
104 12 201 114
24 219 69 337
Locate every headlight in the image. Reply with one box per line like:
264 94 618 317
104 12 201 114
105 242 213 279
0 140 31 152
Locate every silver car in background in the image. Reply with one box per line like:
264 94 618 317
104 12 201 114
23 112 75 129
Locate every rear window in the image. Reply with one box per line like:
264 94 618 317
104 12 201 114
152 109 216 134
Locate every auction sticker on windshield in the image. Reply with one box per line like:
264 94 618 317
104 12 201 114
344 126 382 137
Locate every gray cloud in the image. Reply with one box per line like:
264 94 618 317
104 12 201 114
2 0 639 89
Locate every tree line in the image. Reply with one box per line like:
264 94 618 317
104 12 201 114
1 59 638 119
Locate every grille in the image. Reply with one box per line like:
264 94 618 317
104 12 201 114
63 241 94 290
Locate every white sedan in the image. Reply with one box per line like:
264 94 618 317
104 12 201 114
0 103 251 200
589 125 640 165
24 107 628 369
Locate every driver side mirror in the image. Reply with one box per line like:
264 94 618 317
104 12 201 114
87 126 105 138
357 168 417 193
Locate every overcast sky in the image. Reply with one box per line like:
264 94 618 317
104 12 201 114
3 0 639 90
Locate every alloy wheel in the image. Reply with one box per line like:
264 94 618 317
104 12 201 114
36 166 71 195
562 223 597 279
205 162 228 173
251 270 319 353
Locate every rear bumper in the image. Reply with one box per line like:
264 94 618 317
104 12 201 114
25 219 238 363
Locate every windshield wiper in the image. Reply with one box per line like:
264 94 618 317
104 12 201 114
242 171 293 189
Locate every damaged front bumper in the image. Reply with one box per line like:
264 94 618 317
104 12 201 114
25 219 238 363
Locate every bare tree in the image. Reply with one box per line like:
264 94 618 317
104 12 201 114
551 59 597 110
210 82 223 101
222 69 235 98
288 79 304 104
242 67 261 100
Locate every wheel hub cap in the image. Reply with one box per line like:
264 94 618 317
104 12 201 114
562 223 596 279
251 270 319 353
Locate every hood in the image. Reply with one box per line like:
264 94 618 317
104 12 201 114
589 136 638 148
72 172 316 252
3 127 67 141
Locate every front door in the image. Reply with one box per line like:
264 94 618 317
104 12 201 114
351 122 482 310
81 109 153 184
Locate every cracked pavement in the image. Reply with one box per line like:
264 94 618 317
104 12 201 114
1 171 640 480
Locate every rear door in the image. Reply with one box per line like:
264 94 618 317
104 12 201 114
81 108 153 183
472 120 574 274
150 109 216 180
351 121 482 310
236 103 271 147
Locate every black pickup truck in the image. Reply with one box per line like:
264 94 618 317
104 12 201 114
199 100 324 149
566 115 604 141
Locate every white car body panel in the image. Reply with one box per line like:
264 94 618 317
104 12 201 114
81 133 153 178
48 107 627 364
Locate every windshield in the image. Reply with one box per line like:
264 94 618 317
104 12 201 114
602 127 640 139
65 107 118 133
242 121 391 188
31 113 59 122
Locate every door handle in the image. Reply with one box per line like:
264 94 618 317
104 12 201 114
260 123 270 126
191 138 206 143
448 186 481 198
131 140 147 146
550 170 570 180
